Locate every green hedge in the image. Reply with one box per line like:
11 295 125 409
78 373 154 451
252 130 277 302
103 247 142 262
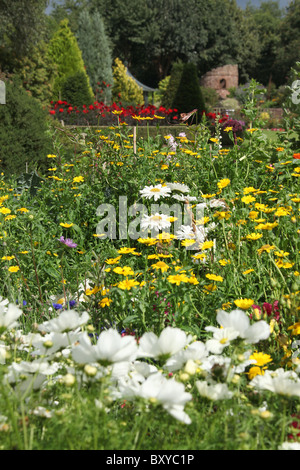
0 78 53 175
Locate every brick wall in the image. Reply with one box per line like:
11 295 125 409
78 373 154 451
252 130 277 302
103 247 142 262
200 65 239 92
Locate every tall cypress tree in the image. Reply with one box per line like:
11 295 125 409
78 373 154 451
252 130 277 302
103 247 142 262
171 63 206 118
47 18 93 101
77 10 113 103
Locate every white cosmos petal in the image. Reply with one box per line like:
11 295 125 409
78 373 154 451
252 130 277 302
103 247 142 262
0 303 22 330
38 310 90 333
138 327 192 359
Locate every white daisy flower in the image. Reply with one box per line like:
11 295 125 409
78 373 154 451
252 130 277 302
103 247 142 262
172 194 197 202
140 213 172 231
166 182 190 193
139 184 172 201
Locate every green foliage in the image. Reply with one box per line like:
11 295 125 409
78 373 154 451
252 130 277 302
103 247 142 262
112 58 144 106
246 1 283 85
172 63 206 117
47 18 93 101
162 62 206 117
49 0 89 32
16 41 58 107
200 86 219 111
161 61 184 110
274 0 300 87
61 71 94 107
0 78 52 175
77 10 113 103
154 75 170 106
0 0 48 71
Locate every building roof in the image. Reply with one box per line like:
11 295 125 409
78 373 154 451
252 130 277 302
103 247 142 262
126 69 157 92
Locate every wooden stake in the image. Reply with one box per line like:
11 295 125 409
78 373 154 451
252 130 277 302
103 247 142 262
133 126 137 154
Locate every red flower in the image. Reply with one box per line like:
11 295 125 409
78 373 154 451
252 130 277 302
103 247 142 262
49 110 55 115
293 153 300 159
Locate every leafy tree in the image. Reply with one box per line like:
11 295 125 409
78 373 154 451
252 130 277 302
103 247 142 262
90 0 149 67
247 1 283 86
77 10 113 103
47 18 93 101
49 0 89 32
273 0 300 86
230 4 262 83
112 58 144 106
0 0 48 71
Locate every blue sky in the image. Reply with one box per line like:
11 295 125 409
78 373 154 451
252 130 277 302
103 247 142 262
236 0 291 8
46 0 292 14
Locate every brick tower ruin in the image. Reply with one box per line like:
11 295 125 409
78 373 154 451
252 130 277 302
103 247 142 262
200 64 238 99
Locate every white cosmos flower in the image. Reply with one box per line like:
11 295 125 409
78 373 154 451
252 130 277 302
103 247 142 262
140 213 172 231
119 372 192 424
165 341 208 372
38 309 90 333
278 442 300 450
138 327 193 360
215 308 271 344
0 343 7 364
196 380 233 400
0 297 9 307
72 329 138 365
5 359 60 393
139 184 172 201
249 368 300 397
0 303 23 331
32 331 81 358
205 327 240 354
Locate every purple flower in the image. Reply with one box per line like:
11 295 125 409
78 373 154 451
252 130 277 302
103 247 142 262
222 119 243 133
58 236 77 248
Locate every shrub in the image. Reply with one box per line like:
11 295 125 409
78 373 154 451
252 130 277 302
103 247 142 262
171 62 206 120
47 19 93 101
0 77 52 175
77 10 113 103
161 61 184 110
61 71 94 108
200 86 219 111
112 58 144 106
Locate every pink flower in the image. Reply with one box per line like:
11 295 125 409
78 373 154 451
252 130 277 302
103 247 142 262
58 236 77 248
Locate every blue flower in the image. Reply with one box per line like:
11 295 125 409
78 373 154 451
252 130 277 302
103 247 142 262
52 303 63 310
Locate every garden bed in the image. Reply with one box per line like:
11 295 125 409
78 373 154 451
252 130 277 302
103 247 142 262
0 102 299 450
